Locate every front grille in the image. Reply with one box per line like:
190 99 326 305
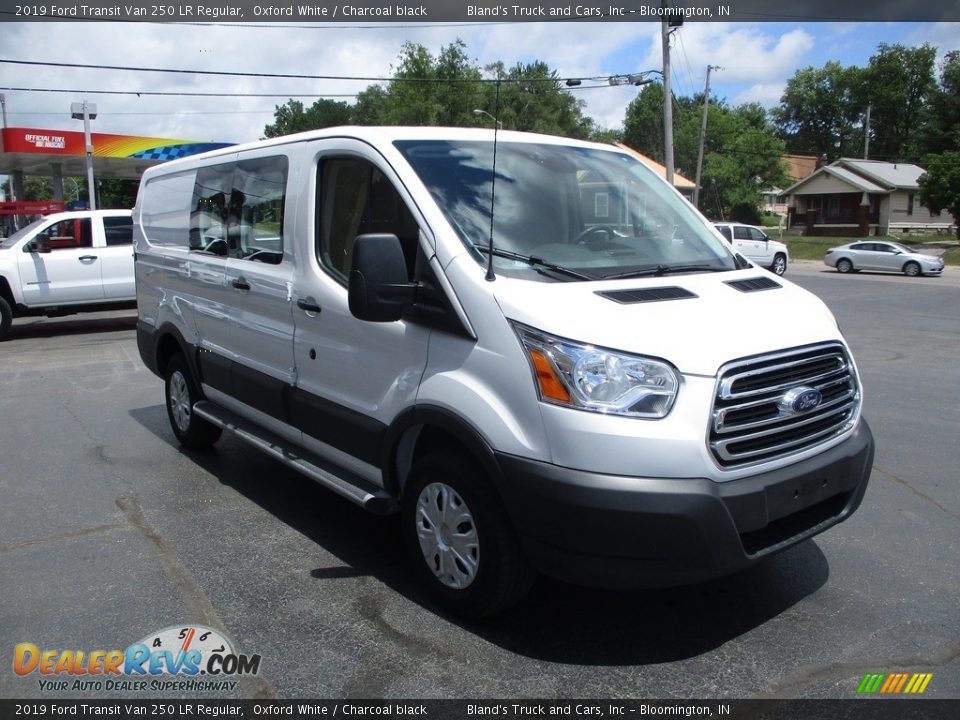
710 343 860 468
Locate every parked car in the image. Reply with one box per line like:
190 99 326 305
824 241 945 276
713 222 789 275
0 209 135 339
134 127 873 616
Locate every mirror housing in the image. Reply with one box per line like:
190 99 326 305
24 236 51 254
348 234 417 322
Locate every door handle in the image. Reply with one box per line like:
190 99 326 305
78 255 98 261
231 278 251 291
296 298 322 314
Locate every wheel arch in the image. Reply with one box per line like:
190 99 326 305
384 406 505 502
0 275 16 308
152 322 202 384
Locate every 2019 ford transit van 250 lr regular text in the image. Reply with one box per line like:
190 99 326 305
133 127 874 616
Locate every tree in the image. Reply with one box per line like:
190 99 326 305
355 40 485 127
263 98 353 138
861 43 938 161
922 51 960 155
771 62 865 159
622 87 788 218
621 83 665 162
482 61 594 138
917 151 960 239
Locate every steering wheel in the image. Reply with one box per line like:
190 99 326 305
574 225 619 246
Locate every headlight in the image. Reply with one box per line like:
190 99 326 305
513 322 679 418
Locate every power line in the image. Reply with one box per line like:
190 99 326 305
0 58 657 88
0 86 359 99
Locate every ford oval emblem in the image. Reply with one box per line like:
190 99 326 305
779 386 823 416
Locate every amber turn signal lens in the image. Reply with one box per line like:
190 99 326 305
529 350 571 403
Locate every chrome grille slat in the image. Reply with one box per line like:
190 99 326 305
714 386 856 434
709 343 861 468
719 354 848 399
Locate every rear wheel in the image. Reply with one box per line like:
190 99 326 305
903 261 921 277
0 296 12 340
402 450 534 617
836 258 853 274
165 354 222 449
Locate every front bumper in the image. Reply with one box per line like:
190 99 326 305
493 420 874 588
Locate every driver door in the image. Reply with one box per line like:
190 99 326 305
17 217 104 304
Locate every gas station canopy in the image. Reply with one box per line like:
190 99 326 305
0 126 233 180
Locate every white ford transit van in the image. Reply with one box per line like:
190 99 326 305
134 127 873 615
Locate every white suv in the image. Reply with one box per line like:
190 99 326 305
714 222 789 275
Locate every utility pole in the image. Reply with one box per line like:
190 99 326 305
71 100 98 211
693 65 720 209
863 104 871 160
661 19 674 186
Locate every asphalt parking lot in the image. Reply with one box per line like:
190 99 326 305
1 262 957 700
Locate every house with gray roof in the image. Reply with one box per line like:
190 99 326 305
782 158 954 237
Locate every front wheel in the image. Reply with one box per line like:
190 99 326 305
770 253 787 276
903 261 921 277
402 450 534 617
836 258 853 274
165 354 222 449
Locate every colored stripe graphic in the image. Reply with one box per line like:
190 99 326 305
857 673 933 694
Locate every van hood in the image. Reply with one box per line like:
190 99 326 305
493 270 840 377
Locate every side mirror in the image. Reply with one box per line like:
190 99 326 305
348 234 417 322
24 237 51 254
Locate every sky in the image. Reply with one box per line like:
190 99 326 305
0 19 958 145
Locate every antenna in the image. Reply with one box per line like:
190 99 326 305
485 79 501 282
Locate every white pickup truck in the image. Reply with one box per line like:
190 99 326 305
0 209 135 339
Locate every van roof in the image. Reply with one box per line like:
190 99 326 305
141 126 620 174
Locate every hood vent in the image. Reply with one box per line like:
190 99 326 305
725 276 782 293
596 286 698 304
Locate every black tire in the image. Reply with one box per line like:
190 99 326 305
0 296 12 340
770 253 787 276
836 258 853 274
903 261 921 277
164 354 222 449
402 450 535 617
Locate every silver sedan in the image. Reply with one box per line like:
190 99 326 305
824 241 945 277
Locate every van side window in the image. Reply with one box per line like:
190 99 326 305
234 157 287 264
190 164 233 256
104 216 133 246
317 158 419 283
142 170 196 248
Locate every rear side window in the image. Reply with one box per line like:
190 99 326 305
104 216 133 246
733 226 751 240
141 170 197 248
233 157 287 264
716 226 732 242
191 164 234 256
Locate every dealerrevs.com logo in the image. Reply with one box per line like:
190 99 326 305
13 625 261 693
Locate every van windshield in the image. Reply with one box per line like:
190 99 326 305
395 139 736 281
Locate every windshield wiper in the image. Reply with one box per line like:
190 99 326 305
474 245 593 281
601 264 730 280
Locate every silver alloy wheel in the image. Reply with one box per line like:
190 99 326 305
904 262 920 277
772 255 787 275
168 369 192 433
415 482 479 590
